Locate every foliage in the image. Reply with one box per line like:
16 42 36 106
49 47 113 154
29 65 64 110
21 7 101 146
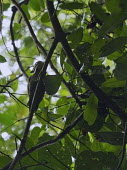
0 0 127 169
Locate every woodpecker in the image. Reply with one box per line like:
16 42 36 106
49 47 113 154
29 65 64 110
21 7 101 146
27 61 45 112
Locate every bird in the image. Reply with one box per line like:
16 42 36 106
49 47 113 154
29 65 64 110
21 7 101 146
27 61 45 113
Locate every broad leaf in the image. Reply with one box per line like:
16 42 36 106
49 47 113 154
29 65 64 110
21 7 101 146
29 0 44 11
105 0 127 14
68 27 83 48
89 2 107 21
41 12 50 23
100 37 127 57
13 23 22 40
84 94 98 125
113 57 127 80
0 156 12 168
30 126 41 144
0 55 6 63
102 77 126 88
98 13 127 38
59 2 84 10
44 75 61 95
95 132 126 145
90 39 107 57
75 42 92 67
22 5 30 19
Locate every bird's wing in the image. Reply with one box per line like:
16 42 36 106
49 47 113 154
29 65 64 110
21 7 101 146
28 75 45 112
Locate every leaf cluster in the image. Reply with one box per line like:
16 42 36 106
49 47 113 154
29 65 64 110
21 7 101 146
1 0 127 169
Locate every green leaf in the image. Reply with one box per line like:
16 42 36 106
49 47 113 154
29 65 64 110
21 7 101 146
3 3 10 11
29 0 44 11
41 12 50 23
76 151 118 169
2 0 9 3
95 132 125 145
21 137 38 168
84 94 98 125
98 13 127 38
75 42 93 70
90 39 107 57
113 57 127 80
0 95 7 103
22 5 30 20
30 126 41 144
10 74 18 92
105 0 122 14
89 2 107 21
44 75 61 95
59 2 84 10
38 134 72 169
24 36 34 47
38 98 49 109
0 156 12 168
13 23 22 40
0 55 6 63
64 62 73 75
36 107 48 125
100 37 127 57
76 151 102 170
56 97 70 115
101 77 126 88
68 27 83 48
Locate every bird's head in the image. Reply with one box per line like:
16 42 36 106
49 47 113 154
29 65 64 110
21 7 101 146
31 61 44 73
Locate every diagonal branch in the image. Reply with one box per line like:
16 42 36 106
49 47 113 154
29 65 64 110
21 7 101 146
46 0 127 121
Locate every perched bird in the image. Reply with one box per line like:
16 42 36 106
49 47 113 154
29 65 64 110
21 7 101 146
27 61 45 112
